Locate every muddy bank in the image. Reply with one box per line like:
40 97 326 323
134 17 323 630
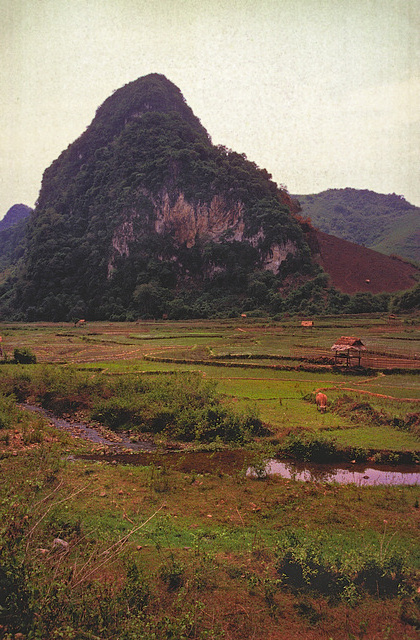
77 449 251 474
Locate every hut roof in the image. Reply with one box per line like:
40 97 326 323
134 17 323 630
331 336 366 352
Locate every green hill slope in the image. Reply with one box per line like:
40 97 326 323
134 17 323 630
294 188 420 263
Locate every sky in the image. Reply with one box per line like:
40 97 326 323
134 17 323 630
1 0 420 220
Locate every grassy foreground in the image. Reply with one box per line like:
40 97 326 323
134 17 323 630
0 317 419 639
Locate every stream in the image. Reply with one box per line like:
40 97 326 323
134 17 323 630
21 404 419 485
20 403 156 452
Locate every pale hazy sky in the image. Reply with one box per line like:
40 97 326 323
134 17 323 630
1 0 420 219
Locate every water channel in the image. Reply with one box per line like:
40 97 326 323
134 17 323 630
22 404 420 486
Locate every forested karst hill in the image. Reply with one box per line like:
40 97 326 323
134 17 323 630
0 75 418 320
294 188 420 263
1 74 312 320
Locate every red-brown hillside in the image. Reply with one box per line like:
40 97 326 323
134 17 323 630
310 229 419 294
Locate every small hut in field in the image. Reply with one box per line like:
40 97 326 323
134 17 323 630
331 336 366 367
301 320 314 328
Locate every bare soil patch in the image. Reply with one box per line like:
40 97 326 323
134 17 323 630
313 229 419 294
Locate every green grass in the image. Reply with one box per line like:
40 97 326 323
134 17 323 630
325 425 420 451
0 314 415 639
357 374 420 399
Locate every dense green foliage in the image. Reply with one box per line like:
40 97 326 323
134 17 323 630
13 347 37 364
0 218 29 272
276 529 409 599
295 188 420 263
0 204 32 273
392 283 420 313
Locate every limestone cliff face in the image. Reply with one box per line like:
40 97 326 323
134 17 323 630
108 214 138 277
153 192 245 247
108 189 298 277
262 240 297 273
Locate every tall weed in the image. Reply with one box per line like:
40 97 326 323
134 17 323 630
0 366 260 442
0 394 17 429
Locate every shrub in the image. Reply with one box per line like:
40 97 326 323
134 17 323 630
118 562 150 615
159 558 185 591
92 396 150 432
280 430 339 462
0 365 262 444
90 372 259 442
13 347 37 364
354 553 407 596
276 531 348 597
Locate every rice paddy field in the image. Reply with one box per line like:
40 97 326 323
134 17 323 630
0 314 419 639
1 314 419 449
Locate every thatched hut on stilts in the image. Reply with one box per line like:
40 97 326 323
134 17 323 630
331 336 366 367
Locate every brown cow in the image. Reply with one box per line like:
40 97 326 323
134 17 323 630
315 392 327 413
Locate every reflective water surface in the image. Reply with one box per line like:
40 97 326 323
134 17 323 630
249 460 420 485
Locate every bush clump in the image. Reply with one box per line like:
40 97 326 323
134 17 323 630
279 430 339 463
276 532 348 597
13 347 37 364
92 374 264 443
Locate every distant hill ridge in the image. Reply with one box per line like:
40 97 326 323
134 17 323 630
0 204 32 272
0 204 32 232
293 188 420 263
